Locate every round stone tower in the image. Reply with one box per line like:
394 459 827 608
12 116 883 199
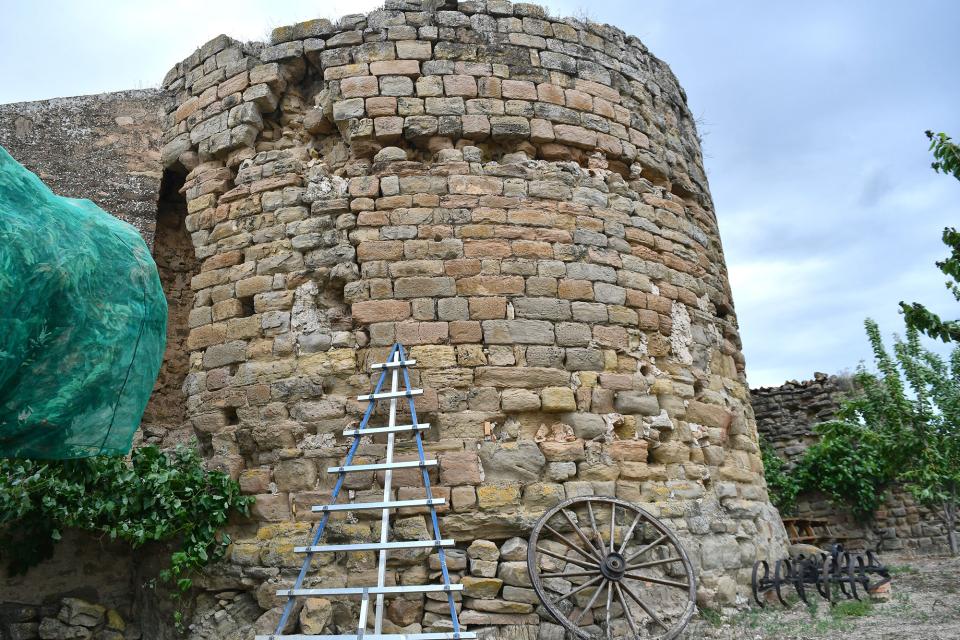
157 1 787 635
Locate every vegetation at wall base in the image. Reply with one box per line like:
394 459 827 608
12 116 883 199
0 445 252 592
763 319 959 554
760 440 801 514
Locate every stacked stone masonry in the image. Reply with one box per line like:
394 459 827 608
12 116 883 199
156 1 789 635
1 1 792 638
752 373 958 554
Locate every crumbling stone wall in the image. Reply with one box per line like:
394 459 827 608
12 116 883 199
138 172 200 449
158 1 787 634
752 373 956 553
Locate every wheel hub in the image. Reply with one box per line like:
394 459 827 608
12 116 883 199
600 551 626 581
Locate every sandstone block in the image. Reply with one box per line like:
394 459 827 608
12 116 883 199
478 441 545 481
443 74 478 97
539 440 584 462
501 388 541 412
439 451 483 485
461 576 502 599
540 387 576 412
467 539 500 561
686 400 734 430
477 484 521 509
482 320 554 344
351 300 411 323
370 60 421 76
393 276 456 298
615 392 660 416
298 598 332 635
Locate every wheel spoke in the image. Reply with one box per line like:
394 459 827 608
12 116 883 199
537 545 600 570
604 575 613 640
544 523 602 563
626 556 682 571
609 502 616 553
614 583 640 639
625 572 689 590
540 569 602 579
561 508 605 559
571 579 608 625
617 513 642 555
553 574 604 604
624 532 668 564
586 501 606 553
620 580 669 630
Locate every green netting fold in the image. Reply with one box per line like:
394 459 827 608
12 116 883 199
0 145 166 459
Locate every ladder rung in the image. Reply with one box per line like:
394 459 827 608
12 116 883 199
370 359 416 370
358 389 423 401
328 460 437 474
277 584 464 597
343 423 430 437
312 498 445 513
295 539 455 553
256 633 477 640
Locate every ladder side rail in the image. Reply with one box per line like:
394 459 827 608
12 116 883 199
398 345 462 637
273 343 400 636
374 349 402 634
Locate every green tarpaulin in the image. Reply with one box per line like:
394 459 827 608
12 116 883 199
0 145 166 459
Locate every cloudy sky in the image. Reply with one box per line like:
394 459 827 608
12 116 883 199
2 1 958 387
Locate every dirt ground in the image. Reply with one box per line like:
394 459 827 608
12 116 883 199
684 553 960 640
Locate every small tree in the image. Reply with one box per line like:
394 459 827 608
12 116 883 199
900 131 960 342
892 327 960 555
797 320 914 520
801 320 959 554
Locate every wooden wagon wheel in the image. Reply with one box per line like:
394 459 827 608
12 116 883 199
527 496 697 640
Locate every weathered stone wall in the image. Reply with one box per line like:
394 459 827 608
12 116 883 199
157 1 786 635
752 373 956 553
0 91 173 640
0 89 169 246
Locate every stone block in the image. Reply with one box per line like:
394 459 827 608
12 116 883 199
478 441 546 481
615 392 660 416
467 539 500 561
393 276 456 298
540 387 576 412
439 451 483 485
497 561 532 587
461 576 502 599
501 388 541 412
482 320 554 344
351 300 411 323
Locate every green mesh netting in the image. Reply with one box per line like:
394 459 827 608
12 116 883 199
0 145 167 459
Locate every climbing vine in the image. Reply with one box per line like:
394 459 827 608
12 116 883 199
0 445 252 593
760 440 801 514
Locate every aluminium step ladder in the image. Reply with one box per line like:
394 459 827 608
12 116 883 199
256 342 475 640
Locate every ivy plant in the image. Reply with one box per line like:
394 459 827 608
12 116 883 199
0 445 252 591
760 439 801 515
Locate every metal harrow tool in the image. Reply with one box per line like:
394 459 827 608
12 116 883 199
752 544 891 607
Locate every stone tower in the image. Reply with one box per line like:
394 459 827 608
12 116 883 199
157 0 787 634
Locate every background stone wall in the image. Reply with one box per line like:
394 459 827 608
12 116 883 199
0 90 172 640
0 89 169 246
157 1 786 636
752 373 956 554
